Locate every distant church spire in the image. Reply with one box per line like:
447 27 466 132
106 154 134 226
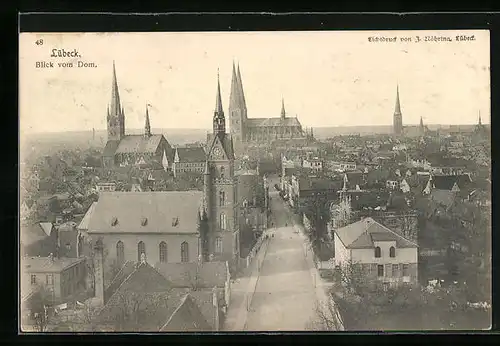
281 98 286 119
110 60 121 118
393 84 403 135
229 61 240 112
107 61 125 140
479 111 482 125
394 84 401 115
144 104 151 137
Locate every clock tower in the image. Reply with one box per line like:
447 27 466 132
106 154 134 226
204 69 240 269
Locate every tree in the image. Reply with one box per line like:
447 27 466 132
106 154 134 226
25 285 55 332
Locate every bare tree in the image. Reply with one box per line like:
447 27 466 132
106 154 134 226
25 285 55 332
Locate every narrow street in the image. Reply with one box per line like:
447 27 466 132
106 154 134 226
242 185 318 331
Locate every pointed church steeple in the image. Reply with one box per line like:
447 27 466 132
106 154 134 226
393 84 403 135
107 61 125 141
229 61 240 112
394 84 401 115
213 69 226 137
479 111 482 125
281 98 286 120
110 60 121 118
237 63 247 113
144 104 151 137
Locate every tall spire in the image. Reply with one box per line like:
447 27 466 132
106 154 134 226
110 60 121 118
144 104 151 137
420 116 423 127
215 68 223 115
237 63 247 111
479 110 482 125
229 61 240 111
280 98 286 119
394 84 401 115
213 69 226 137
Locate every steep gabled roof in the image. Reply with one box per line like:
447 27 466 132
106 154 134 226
115 134 165 154
246 117 302 128
335 217 418 250
176 147 207 163
160 294 212 331
154 261 228 288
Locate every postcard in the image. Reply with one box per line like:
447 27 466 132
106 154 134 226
19 30 491 332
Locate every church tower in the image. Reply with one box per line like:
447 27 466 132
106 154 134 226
205 70 240 268
107 61 126 141
281 98 286 120
393 85 403 136
144 105 152 138
229 62 247 155
419 116 425 136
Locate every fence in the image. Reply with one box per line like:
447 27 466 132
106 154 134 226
244 235 266 269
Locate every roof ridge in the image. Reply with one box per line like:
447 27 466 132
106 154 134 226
160 293 190 331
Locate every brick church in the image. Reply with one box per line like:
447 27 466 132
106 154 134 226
82 68 241 280
101 62 174 170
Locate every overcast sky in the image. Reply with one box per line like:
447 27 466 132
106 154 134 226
19 30 490 134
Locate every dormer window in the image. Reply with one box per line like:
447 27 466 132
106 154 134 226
111 217 118 226
141 217 148 226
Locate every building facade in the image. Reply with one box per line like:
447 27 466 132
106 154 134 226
334 218 418 288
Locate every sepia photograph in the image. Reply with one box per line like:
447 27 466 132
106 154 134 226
19 29 491 332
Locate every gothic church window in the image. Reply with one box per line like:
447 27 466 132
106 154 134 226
116 241 125 266
181 241 189 262
137 241 146 263
219 191 225 206
220 166 225 179
215 237 223 254
159 241 168 263
220 213 227 230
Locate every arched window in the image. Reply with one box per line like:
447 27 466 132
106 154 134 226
137 241 146 263
181 241 189 262
374 246 381 258
220 166 225 179
389 246 396 258
215 237 223 254
116 241 125 266
219 213 227 230
159 241 168 263
219 191 225 206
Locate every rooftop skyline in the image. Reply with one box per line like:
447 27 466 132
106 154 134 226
19 30 490 134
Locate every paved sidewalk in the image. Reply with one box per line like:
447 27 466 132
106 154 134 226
223 238 271 331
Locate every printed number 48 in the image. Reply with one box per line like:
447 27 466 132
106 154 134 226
35 39 43 45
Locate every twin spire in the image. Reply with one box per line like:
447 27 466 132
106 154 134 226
229 61 247 114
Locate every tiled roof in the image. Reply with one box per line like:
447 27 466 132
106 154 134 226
335 217 418 250
115 134 164 154
189 289 223 330
246 117 302 128
154 261 228 288
87 191 203 234
176 147 207 162
432 174 472 190
77 202 97 230
104 261 136 303
21 256 84 273
160 294 212 331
